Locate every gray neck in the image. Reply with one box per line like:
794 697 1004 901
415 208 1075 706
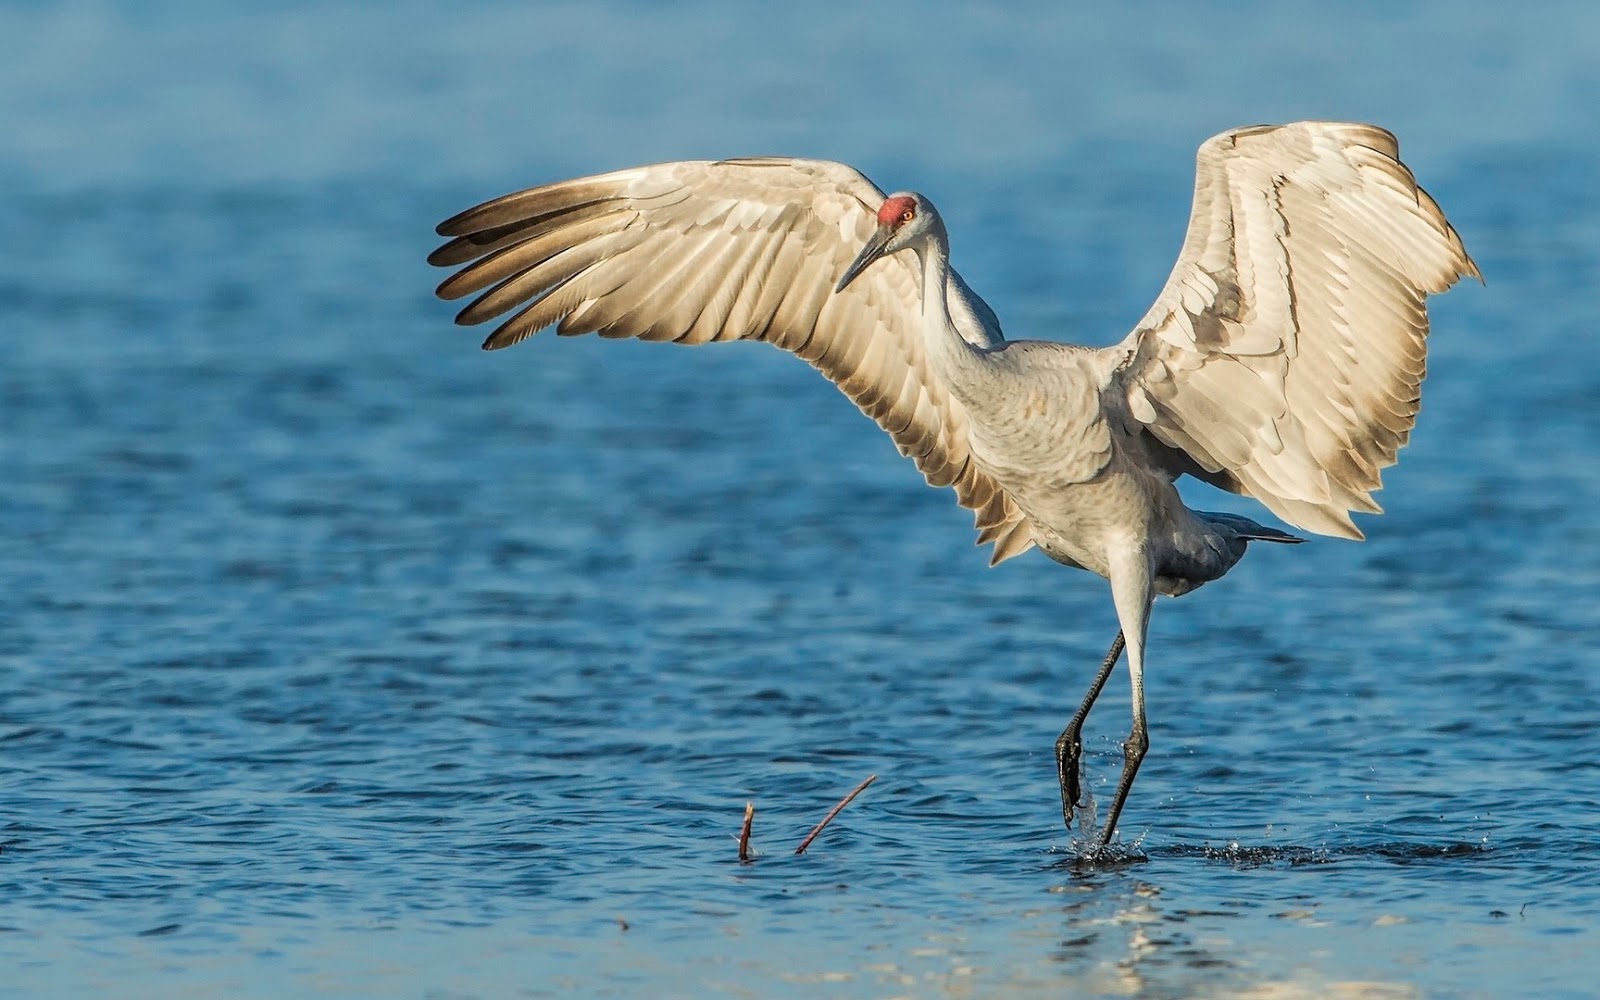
913 227 989 395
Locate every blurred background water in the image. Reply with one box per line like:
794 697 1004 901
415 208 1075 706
2 1 1598 997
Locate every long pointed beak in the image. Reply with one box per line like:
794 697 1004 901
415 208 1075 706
835 225 895 293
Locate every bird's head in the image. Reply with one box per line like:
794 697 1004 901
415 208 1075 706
835 192 939 292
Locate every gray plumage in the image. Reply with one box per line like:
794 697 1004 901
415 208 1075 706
430 121 1477 849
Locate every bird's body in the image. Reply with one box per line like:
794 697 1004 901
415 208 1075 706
430 122 1476 849
919 337 1250 596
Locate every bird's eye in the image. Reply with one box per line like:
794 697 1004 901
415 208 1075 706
900 209 915 223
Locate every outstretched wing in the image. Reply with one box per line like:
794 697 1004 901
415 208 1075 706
1113 121 1479 538
430 158 1034 563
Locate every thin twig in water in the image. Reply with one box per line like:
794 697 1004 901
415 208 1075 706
795 774 877 855
738 801 755 863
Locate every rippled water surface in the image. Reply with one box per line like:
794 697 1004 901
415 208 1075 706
3 3 1599 997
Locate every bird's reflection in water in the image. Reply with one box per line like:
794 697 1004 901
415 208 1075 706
1036 872 1421 999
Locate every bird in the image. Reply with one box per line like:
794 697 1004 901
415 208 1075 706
428 121 1477 851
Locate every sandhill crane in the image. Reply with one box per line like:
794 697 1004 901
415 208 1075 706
429 121 1477 850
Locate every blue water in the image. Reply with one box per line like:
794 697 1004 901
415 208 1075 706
3 2 1599 997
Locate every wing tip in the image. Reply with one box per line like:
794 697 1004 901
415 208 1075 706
436 208 484 239
481 327 531 351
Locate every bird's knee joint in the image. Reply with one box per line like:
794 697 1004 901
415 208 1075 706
1124 730 1149 760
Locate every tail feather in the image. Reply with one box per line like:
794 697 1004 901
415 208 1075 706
1197 510 1305 544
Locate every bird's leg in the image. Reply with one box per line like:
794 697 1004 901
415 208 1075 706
1055 631 1126 829
1098 688 1150 850
1096 549 1155 850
